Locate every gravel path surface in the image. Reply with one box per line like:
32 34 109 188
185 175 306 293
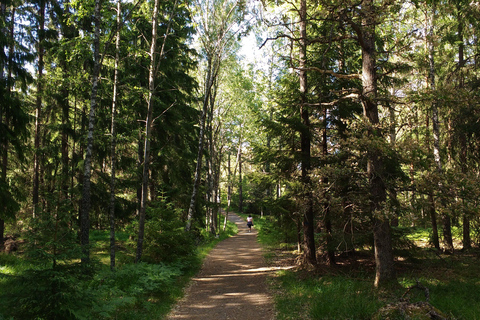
167 213 275 320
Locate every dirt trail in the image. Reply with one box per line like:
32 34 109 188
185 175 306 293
167 213 275 320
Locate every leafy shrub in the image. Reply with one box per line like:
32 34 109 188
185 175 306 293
89 262 183 319
1 265 95 320
142 196 196 263
106 262 181 295
0 261 184 320
257 215 298 247
23 204 81 266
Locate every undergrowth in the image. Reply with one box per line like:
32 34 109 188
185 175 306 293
0 218 238 320
253 215 480 320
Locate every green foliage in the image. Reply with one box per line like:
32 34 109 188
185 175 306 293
391 227 418 258
24 202 81 267
0 181 20 222
89 262 183 319
0 217 242 320
0 261 185 320
269 248 480 320
273 271 382 320
261 221 480 319
255 214 298 248
141 196 196 263
0 265 95 320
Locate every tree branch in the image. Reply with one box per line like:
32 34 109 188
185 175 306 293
306 93 361 107
297 66 361 80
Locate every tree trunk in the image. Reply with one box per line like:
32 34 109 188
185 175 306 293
429 193 440 249
323 107 335 265
299 0 316 266
186 65 211 231
33 0 45 218
206 98 214 233
457 12 471 250
0 3 8 246
238 145 243 213
61 67 69 200
224 152 231 231
60 4 73 202
136 0 160 262
388 101 399 227
186 53 218 231
461 132 470 249
358 0 395 287
80 0 101 266
135 0 177 260
109 0 121 271
425 112 440 249
213 144 222 233
136 131 143 217
427 7 453 253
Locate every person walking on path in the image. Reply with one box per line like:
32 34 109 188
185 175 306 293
247 214 254 232
167 212 275 320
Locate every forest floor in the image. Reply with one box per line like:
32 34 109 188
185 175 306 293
166 212 276 320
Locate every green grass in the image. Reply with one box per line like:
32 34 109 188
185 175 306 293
271 270 382 320
258 224 480 320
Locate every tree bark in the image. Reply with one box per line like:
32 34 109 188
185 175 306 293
427 6 453 253
238 145 243 213
136 131 143 217
323 107 335 265
186 54 219 231
0 3 8 246
461 131 470 249
135 0 176 261
61 67 69 200
457 11 471 250
80 0 101 266
206 94 214 233
136 0 160 262
357 0 395 287
186 0 243 231
299 0 316 266
33 0 45 218
109 0 121 271
60 3 74 203
224 151 231 231
425 112 440 249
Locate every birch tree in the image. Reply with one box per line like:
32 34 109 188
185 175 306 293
136 0 178 262
186 0 247 231
136 0 161 262
80 0 101 265
109 0 122 271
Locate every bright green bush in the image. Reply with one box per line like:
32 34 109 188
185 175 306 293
141 196 197 263
0 261 185 320
1 265 95 320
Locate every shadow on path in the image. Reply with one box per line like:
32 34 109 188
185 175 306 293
167 213 275 320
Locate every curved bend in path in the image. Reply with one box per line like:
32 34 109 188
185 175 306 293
167 213 275 320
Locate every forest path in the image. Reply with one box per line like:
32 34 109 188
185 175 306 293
166 212 276 320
